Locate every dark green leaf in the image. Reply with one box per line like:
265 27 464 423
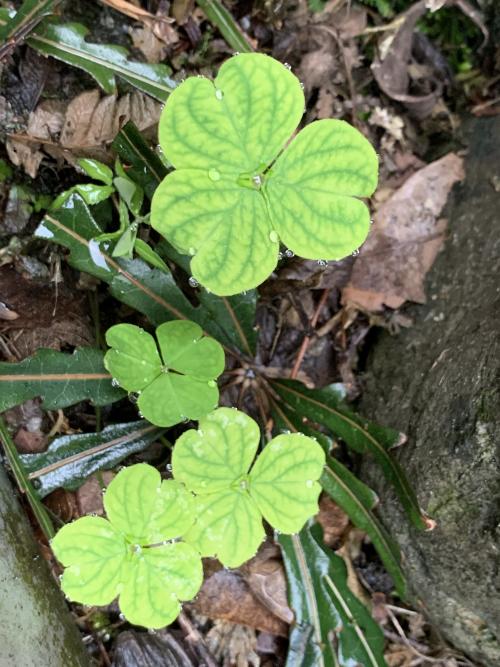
0 12 177 101
0 0 60 44
195 0 253 54
0 348 124 412
271 399 406 598
36 195 248 354
111 121 168 199
21 421 163 497
272 379 427 529
279 522 387 667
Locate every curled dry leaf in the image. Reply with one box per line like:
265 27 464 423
343 152 465 311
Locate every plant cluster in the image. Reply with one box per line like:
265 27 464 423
0 34 428 664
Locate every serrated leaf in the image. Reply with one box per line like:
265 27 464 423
279 522 387 667
104 463 195 543
151 53 378 295
51 463 203 628
172 408 324 567
37 194 254 353
272 378 426 529
20 421 163 497
266 119 377 259
249 434 325 533
27 20 176 100
0 347 124 412
271 400 406 598
104 321 224 427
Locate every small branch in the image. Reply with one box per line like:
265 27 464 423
290 289 330 380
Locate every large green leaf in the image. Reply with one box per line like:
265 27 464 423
271 400 406 598
20 421 163 497
51 463 203 628
172 408 325 567
272 379 427 529
104 321 224 427
0 347 124 412
37 195 254 354
151 53 378 295
280 522 387 667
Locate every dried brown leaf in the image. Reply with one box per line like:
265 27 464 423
343 153 465 311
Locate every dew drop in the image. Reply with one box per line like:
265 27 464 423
147 628 156 635
189 247 196 255
284 62 291 70
166 463 172 472
269 231 279 243
208 168 221 181
188 276 199 288
284 249 294 258
215 89 224 101
352 249 360 256
370 218 374 225
119 613 125 621
317 259 327 267
111 378 120 388
208 380 217 388
306 479 314 488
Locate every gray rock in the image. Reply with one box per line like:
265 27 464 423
359 116 500 666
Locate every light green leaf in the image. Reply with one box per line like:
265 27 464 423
172 408 324 567
172 407 260 494
75 183 115 206
249 434 325 533
114 176 143 216
157 53 303 173
51 516 128 606
119 542 203 629
266 119 377 259
104 321 224 427
134 238 169 272
105 324 161 392
78 158 114 185
151 53 378 295
51 464 203 628
151 169 278 296
184 491 265 568
104 463 195 543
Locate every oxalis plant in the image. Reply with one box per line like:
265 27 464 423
0 48 428 665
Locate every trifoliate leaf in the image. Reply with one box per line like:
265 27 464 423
151 53 378 295
104 320 224 427
51 464 202 629
172 408 325 567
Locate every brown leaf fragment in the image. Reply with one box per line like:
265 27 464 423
189 555 290 636
76 471 114 517
343 153 465 311
316 495 351 548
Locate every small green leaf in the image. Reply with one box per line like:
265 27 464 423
0 347 124 411
20 421 163 497
172 408 260 494
51 463 203 628
172 408 324 567
184 491 265 568
78 158 114 186
114 176 143 216
74 183 115 206
134 238 169 272
51 516 129 606
104 321 224 427
104 463 195 543
151 53 378 295
249 433 325 534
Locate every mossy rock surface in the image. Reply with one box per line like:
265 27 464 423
360 116 500 666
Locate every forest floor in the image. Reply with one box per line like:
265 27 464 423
0 1 499 666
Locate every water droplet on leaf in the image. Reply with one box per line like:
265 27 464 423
269 231 279 243
208 168 221 181
215 89 223 100
188 276 199 288
208 380 216 387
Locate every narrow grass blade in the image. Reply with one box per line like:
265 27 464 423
195 0 253 53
